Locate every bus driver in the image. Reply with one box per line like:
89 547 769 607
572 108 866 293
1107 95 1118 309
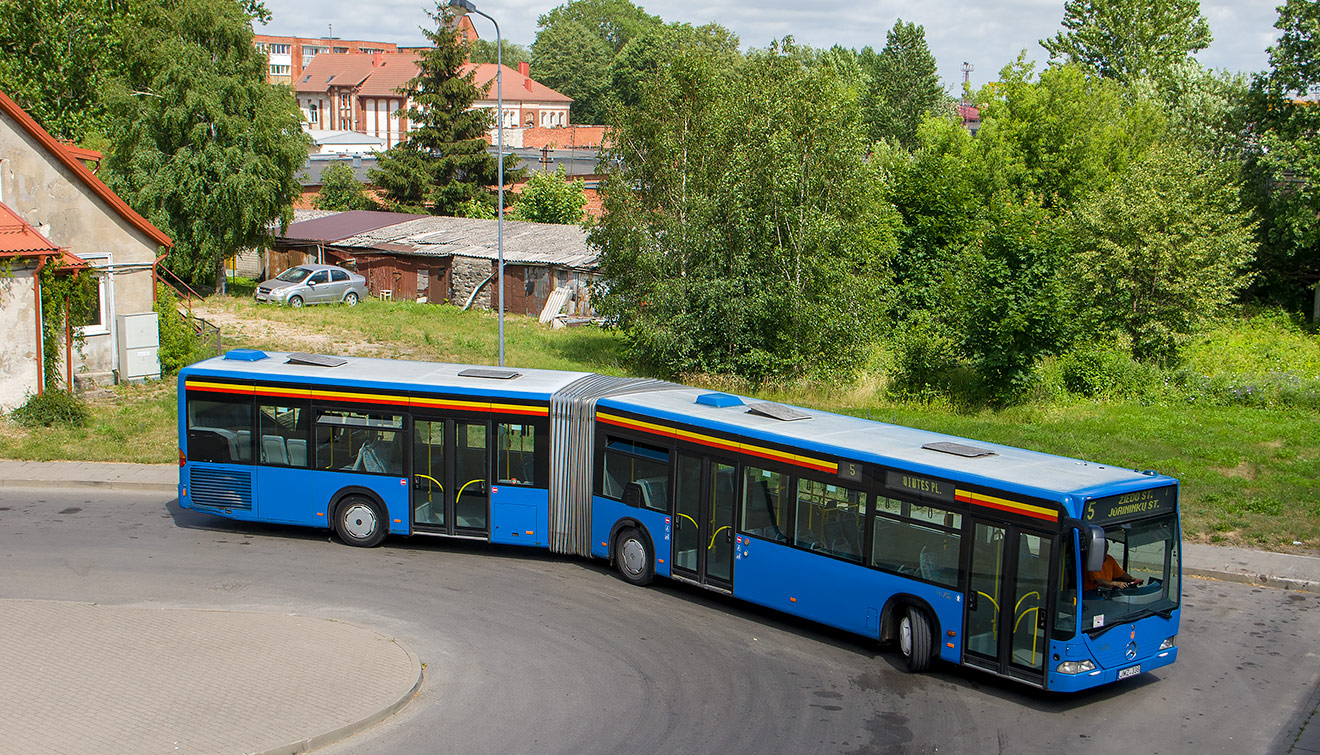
1083 540 1143 594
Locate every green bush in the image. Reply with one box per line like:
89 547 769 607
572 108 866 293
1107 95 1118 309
10 390 90 428
1057 347 1155 397
155 284 206 374
887 319 959 399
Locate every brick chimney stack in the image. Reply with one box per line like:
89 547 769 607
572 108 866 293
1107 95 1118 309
372 50 382 67
518 61 529 77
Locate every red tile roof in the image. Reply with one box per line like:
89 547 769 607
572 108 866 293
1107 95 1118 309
357 53 425 97
0 89 171 248
464 64 572 103
294 54 377 93
0 201 86 267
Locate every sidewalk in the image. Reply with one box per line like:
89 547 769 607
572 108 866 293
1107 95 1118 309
0 600 421 755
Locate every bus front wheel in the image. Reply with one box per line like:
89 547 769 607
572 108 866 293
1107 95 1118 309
335 496 386 548
614 527 654 586
899 607 933 673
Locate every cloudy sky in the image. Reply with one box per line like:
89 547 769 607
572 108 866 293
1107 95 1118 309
258 0 1284 91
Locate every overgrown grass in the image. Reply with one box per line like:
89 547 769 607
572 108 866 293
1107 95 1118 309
2 299 1317 551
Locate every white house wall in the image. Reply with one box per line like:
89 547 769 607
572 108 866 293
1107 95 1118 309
0 115 162 387
0 265 41 410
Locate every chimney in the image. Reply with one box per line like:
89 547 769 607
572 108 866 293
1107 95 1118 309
372 50 382 67
518 61 529 78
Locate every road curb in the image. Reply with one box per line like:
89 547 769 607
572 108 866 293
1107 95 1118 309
1185 566 1320 595
0 478 176 494
254 640 424 755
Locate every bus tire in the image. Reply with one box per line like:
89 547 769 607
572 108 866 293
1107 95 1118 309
335 495 387 548
900 607 933 673
614 526 654 586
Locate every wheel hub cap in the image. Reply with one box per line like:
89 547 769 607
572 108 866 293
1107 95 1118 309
621 538 645 575
343 504 376 539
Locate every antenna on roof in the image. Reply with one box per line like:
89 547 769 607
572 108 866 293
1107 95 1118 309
328 23 333 39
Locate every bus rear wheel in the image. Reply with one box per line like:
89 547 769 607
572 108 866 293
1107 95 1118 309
336 496 386 548
614 527 654 586
899 607 933 673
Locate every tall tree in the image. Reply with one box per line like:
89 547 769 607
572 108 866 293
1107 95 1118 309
595 38 899 381
371 3 515 216
532 0 661 126
1040 0 1212 82
1241 0 1320 311
105 0 308 288
1070 145 1256 362
468 39 530 67
863 19 948 149
313 163 376 212
530 20 614 125
0 0 126 141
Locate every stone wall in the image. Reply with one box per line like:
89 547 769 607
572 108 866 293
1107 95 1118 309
450 257 495 309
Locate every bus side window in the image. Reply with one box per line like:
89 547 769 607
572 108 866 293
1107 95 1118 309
186 393 254 465
741 467 788 543
258 402 310 468
497 423 539 486
601 436 669 511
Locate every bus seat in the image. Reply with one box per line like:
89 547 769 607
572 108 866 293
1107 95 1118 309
235 430 252 461
353 439 389 474
286 438 307 467
262 435 289 466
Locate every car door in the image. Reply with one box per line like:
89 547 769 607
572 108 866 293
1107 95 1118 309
328 269 350 302
305 270 331 303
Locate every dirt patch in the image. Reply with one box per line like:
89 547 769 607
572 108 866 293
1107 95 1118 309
191 301 402 358
1211 461 1257 480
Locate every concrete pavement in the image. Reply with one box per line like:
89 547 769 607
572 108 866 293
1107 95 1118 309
0 600 422 755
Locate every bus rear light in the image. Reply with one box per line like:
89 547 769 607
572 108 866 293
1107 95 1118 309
1160 636 1177 651
178 449 186 467
1056 660 1096 675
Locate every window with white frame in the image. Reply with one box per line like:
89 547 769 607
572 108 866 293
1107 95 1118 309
272 44 290 55
307 102 319 124
270 64 290 75
77 256 110 336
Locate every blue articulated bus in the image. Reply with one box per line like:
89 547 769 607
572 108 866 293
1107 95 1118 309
179 349 1181 692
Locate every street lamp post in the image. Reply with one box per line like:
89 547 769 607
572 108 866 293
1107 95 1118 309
449 0 505 366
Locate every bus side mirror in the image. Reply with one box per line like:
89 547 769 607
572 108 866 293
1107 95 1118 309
622 482 644 508
1082 524 1106 572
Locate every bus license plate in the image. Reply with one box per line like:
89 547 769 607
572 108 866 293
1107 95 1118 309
1118 665 1141 680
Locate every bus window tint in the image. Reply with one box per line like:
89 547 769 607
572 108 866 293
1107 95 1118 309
871 496 962 587
257 402 309 468
186 394 253 464
314 409 403 475
496 423 538 485
742 467 789 543
794 479 864 562
1054 538 1078 640
602 437 669 510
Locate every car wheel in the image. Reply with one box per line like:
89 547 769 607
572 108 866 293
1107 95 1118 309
343 291 359 306
288 295 304 308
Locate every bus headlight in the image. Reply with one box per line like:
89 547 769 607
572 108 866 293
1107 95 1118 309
1056 660 1096 675
1160 636 1176 651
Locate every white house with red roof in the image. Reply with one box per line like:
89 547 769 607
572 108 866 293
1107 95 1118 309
293 53 573 150
0 89 172 404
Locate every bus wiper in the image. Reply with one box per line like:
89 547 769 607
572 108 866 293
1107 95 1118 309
1084 605 1175 637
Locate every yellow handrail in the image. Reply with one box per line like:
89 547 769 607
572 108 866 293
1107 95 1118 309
677 513 699 529
709 525 730 550
456 478 484 502
415 474 443 503
1014 591 1040 615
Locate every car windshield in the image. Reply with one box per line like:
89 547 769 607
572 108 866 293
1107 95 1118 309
1081 513 1181 633
275 267 310 283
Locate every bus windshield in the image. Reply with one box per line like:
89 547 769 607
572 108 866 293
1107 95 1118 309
1081 513 1181 633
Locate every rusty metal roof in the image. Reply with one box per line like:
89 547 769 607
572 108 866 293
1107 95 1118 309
282 210 428 243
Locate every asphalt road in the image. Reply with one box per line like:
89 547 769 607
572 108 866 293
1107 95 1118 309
0 486 1315 754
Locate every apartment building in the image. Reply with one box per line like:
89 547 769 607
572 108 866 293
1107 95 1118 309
253 16 477 85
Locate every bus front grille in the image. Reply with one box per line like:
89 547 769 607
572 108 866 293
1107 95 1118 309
189 467 253 510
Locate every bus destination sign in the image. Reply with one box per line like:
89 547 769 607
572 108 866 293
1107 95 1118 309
885 471 956 503
1083 485 1177 525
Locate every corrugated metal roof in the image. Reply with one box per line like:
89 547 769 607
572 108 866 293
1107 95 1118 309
283 210 428 243
326 213 597 268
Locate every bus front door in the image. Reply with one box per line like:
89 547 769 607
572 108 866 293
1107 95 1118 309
672 454 737 590
411 417 490 538
964 520 1053 685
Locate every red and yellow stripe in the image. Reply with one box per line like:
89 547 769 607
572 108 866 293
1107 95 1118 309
597 411 838 474
184 380 548 417
956 489 1058 522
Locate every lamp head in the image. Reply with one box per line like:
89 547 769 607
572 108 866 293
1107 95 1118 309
448 0 476 14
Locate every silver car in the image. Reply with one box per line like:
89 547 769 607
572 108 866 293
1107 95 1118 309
254 264 369 307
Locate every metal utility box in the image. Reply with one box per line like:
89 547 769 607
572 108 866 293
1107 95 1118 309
117 312 160 382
